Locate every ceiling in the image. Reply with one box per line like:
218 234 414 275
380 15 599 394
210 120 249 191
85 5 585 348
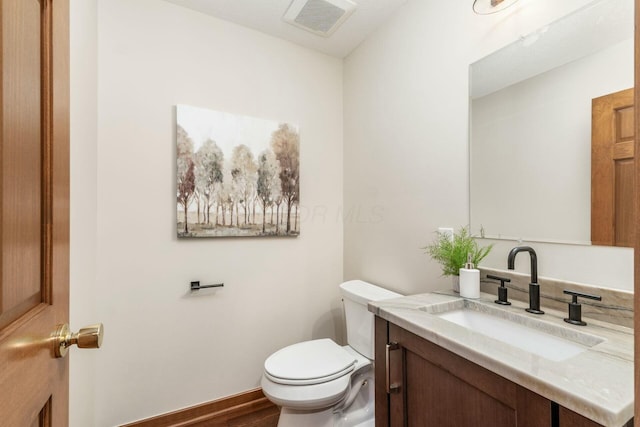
470 0 633 98
162 0 408 58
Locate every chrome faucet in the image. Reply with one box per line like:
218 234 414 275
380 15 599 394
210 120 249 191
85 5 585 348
507 246 544 314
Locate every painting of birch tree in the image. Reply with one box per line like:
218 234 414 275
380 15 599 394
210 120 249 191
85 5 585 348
176 105 300 237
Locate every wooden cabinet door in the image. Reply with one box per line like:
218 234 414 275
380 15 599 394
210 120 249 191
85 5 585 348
398 350 516 426
592 88 635 247
559 407 603 427
0 0 70 425
375 316 391 426
379 321 552 427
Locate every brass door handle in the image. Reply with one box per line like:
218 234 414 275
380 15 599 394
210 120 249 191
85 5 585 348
53 323 104 358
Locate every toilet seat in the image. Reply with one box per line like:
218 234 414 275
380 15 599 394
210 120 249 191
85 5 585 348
261 341 372 410
262 371 353 410
264 339 356 386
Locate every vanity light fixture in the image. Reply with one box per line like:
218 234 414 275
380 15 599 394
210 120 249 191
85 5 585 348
473 0 519 15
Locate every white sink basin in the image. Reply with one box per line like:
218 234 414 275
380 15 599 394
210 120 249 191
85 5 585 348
423 300 604 361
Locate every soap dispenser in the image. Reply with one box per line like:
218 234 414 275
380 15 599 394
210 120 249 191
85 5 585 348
459 254 480 299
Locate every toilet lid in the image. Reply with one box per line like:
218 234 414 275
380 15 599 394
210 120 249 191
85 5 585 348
264 339 356 386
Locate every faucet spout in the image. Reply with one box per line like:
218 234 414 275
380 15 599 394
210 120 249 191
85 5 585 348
507 246 537 283
507 246 544 315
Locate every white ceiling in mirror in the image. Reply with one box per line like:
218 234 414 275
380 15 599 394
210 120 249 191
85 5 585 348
471 0 633 99
473 0 520 15
161 0 407 58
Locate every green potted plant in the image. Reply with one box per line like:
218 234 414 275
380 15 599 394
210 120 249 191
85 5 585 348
424 226 493 292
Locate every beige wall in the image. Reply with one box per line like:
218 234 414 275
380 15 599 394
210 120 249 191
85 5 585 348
82 0 343 425
343 0 633 294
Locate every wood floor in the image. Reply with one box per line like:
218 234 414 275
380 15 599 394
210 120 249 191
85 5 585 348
121 388 279 427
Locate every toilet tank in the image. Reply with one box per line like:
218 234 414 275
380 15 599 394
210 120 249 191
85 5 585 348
339 280 402 360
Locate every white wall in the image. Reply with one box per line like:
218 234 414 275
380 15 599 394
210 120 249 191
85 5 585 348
69 0 98 426
343 0 633 293
479 238 633 290
91 0 343 425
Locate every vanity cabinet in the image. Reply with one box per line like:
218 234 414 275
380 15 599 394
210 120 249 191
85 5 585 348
374 317 615 427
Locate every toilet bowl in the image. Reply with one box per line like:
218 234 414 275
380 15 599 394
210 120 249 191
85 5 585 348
261 280 401 427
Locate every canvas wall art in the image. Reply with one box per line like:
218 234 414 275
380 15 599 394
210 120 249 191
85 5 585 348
176 105 300 237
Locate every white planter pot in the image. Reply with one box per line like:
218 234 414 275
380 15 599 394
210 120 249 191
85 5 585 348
452 275 460 293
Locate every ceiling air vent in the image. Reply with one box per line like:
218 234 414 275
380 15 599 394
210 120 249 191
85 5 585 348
283 0 357 37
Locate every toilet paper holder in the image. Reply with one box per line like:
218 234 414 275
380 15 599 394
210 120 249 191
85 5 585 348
190 281 224 291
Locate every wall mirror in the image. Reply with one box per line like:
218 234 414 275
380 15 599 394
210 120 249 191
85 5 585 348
469 0 634 247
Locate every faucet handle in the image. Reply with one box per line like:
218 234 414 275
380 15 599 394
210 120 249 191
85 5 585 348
487 275 511 306
563 290 602 326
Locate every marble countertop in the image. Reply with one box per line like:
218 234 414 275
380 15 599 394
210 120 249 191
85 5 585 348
368 291 633 427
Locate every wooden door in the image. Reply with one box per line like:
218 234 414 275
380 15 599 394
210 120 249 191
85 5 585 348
592 88 635 247
0 0 70 425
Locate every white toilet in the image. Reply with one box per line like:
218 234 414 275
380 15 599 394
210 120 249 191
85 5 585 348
261 280 402 427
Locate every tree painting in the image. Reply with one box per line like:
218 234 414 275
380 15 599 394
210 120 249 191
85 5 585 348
176 105 300 237
177 126 196 234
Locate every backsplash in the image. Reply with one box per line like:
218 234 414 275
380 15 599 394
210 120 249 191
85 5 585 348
479 267 633 328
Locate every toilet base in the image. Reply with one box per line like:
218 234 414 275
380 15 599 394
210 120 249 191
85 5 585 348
277 407 337 427
276 369 374 427
277 404 374 427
